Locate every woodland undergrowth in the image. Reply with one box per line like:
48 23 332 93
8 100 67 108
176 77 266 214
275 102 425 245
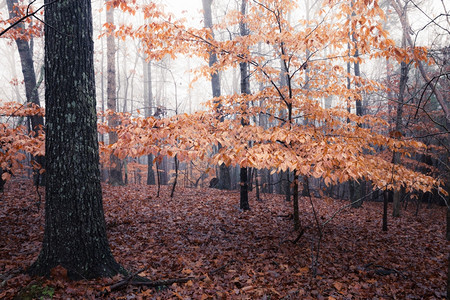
0 178 447 299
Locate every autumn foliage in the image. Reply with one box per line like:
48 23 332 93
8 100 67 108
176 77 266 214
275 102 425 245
0 102 44 182
101 0 445 196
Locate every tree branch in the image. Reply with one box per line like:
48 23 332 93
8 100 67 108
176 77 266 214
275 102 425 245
0 0 59 38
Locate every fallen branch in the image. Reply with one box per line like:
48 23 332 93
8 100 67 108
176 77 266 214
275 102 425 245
208 260 237 275
363 263 406 279
107 260 238 293
108 267 149 292
127 276 204 287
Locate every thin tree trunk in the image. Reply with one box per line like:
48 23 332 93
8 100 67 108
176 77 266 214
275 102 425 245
143 57 155 185
382 191 388 231
170 155 179 198
106 4 123 185
255 170 261 201
349 1 364 208
293 171 300 230
202 0 231 190
392 59 408 218
6 0 45 186
239 0 250 211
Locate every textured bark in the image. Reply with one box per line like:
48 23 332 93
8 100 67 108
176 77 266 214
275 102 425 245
106 5 123 185
6 0 45 185
28 0 123 279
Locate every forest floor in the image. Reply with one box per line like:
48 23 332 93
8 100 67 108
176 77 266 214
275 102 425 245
0 178 448 299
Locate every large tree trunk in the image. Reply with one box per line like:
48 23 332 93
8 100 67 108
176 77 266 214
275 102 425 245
6 0 45 185
28 0 123 279
202 0 231 190
106 4 123 185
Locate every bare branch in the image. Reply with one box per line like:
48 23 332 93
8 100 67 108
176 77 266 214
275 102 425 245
0 0 59 38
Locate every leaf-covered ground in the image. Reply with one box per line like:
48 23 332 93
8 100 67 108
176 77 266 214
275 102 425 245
0 178 448 299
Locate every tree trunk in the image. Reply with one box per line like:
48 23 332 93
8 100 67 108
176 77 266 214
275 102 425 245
170 155 179 198
147 154 156 185
28 0 123 279
106 4 123 185
392 59 408 218
285 171 291 202
202 0 231 190
239 0 250 211
0 169 7 192
143 57 155 185
6 0 45 186
293 171 300 230
382 191 388 231
349 3 364 208
255 169 261 201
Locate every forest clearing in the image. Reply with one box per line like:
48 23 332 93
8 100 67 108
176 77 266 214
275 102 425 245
0 179 447 299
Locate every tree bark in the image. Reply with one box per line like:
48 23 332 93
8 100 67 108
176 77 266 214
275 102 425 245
349 2 364 208
28 0 123 279
239 0 250 211
106 4 123 185
392 59 408 218
202 0 231 190
6 0 45 185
